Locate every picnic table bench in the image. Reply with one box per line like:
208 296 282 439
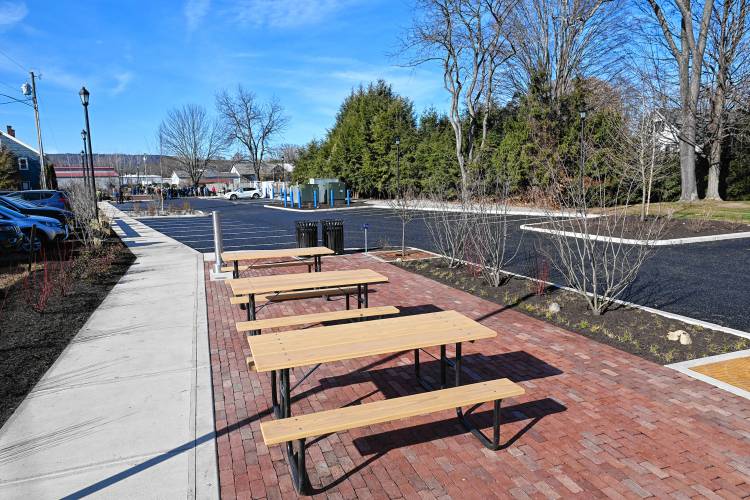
248 310 522 494
222 247 335 278
235 305 400 334
229 269 388 324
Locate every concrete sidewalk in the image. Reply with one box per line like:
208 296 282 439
0 203 217 499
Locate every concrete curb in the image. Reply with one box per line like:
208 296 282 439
520 220 750 246
667 350 750 400
262 204 363 212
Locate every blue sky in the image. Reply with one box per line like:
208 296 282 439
0 0 447 155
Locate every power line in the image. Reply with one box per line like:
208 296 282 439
0 48 26 72
0 92 31 107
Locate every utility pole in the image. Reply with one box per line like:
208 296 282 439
22 72 47 189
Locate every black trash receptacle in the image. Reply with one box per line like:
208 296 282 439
321 219 344 255
295 220 319 248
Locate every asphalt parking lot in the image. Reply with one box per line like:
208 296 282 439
122 197 750 333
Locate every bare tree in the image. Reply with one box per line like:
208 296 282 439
703 0 749 199
403 0 514 199
467 177 522 287
643 0 714 202
626 96 673 220
536 118 669 314
505 0 628 102
216 86 289 183
159 104 226 186
386 187 420 257
423 187 471 267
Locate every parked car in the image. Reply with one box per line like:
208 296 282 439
0 220 23 252
0 205 67 245
0 195 73 226
7 190 72 210
223 187 261 200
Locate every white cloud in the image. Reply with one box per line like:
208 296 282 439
185 0 210 30
231 0 358 28
0 1 27 27
111 72 133 95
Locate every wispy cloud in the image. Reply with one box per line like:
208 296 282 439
231 0 358 28
111 72 133 95
184 0 210 31
0 1 27 27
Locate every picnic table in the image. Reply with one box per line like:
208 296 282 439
229 269 389 322
222 247 334 277
246 310 497 419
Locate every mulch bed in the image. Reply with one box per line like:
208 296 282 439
370 248 436 262
0 242 135 428
397 259 750 365
532 215 750 240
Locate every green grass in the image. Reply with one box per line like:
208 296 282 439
648 200 750 223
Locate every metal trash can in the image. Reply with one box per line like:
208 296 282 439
295 220 319 248
321 219 344 255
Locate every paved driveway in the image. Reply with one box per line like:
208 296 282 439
127 198 750 332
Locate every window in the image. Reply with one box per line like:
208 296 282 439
18 157 29 170
21 182 31 190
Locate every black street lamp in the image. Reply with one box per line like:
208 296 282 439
79 86 98 217
395 136 401 195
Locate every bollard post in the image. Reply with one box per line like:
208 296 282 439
346 190 351 207
363 223 368 254
297 189 301 209
283 188 287 207
330 190 334 207
212 211 224 274
313 190 318 209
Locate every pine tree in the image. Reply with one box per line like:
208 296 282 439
0 146 21 190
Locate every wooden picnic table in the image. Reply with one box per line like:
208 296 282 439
229 269 389 322
222 247 334 277
246 310 497 418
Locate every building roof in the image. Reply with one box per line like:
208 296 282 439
0 131 39 156
54 165 119 178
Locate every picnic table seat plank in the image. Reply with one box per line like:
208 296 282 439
222 247 334 262
260 378 525 445
236 306 400 333
247 310 496 372
229 287 360 305
229 269 388 296
221 260 314 273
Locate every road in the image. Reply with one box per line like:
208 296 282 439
121 197 750 332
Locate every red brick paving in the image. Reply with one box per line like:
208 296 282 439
205 254 750 499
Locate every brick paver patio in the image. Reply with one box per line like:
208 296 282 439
205 254 750 499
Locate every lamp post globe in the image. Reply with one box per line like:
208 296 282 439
79 86 90 106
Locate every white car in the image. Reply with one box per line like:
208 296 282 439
224 187 262 201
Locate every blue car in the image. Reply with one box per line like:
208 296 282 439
0 204 67 245
0 220 23 252
8 190 72 211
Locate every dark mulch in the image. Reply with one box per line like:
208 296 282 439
370 248 436 262
533 215 750 240
397 259 750 365
0 242 135 428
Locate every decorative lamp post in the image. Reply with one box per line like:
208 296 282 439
79 86 98 217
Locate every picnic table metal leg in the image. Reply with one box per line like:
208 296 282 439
287 438 308 494
247 294 256 325
233 261 239 279
455 342 462 387
456 399 502 451
282 368 291 418
364 283 369 308
315 255 321 272
440 345 447 388
414 349 420 379
357 285 362 309
271 370 281 418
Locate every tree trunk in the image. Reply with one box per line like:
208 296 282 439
679 113 699 202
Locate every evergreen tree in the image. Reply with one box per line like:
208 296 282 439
0 146 21 190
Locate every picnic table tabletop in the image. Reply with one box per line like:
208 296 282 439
222 247 334 262
247 310 496 372
229 268 388 296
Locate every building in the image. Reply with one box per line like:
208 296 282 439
0 125 42 190
54 164 120 190
169 168 240 190
230 161 294 184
